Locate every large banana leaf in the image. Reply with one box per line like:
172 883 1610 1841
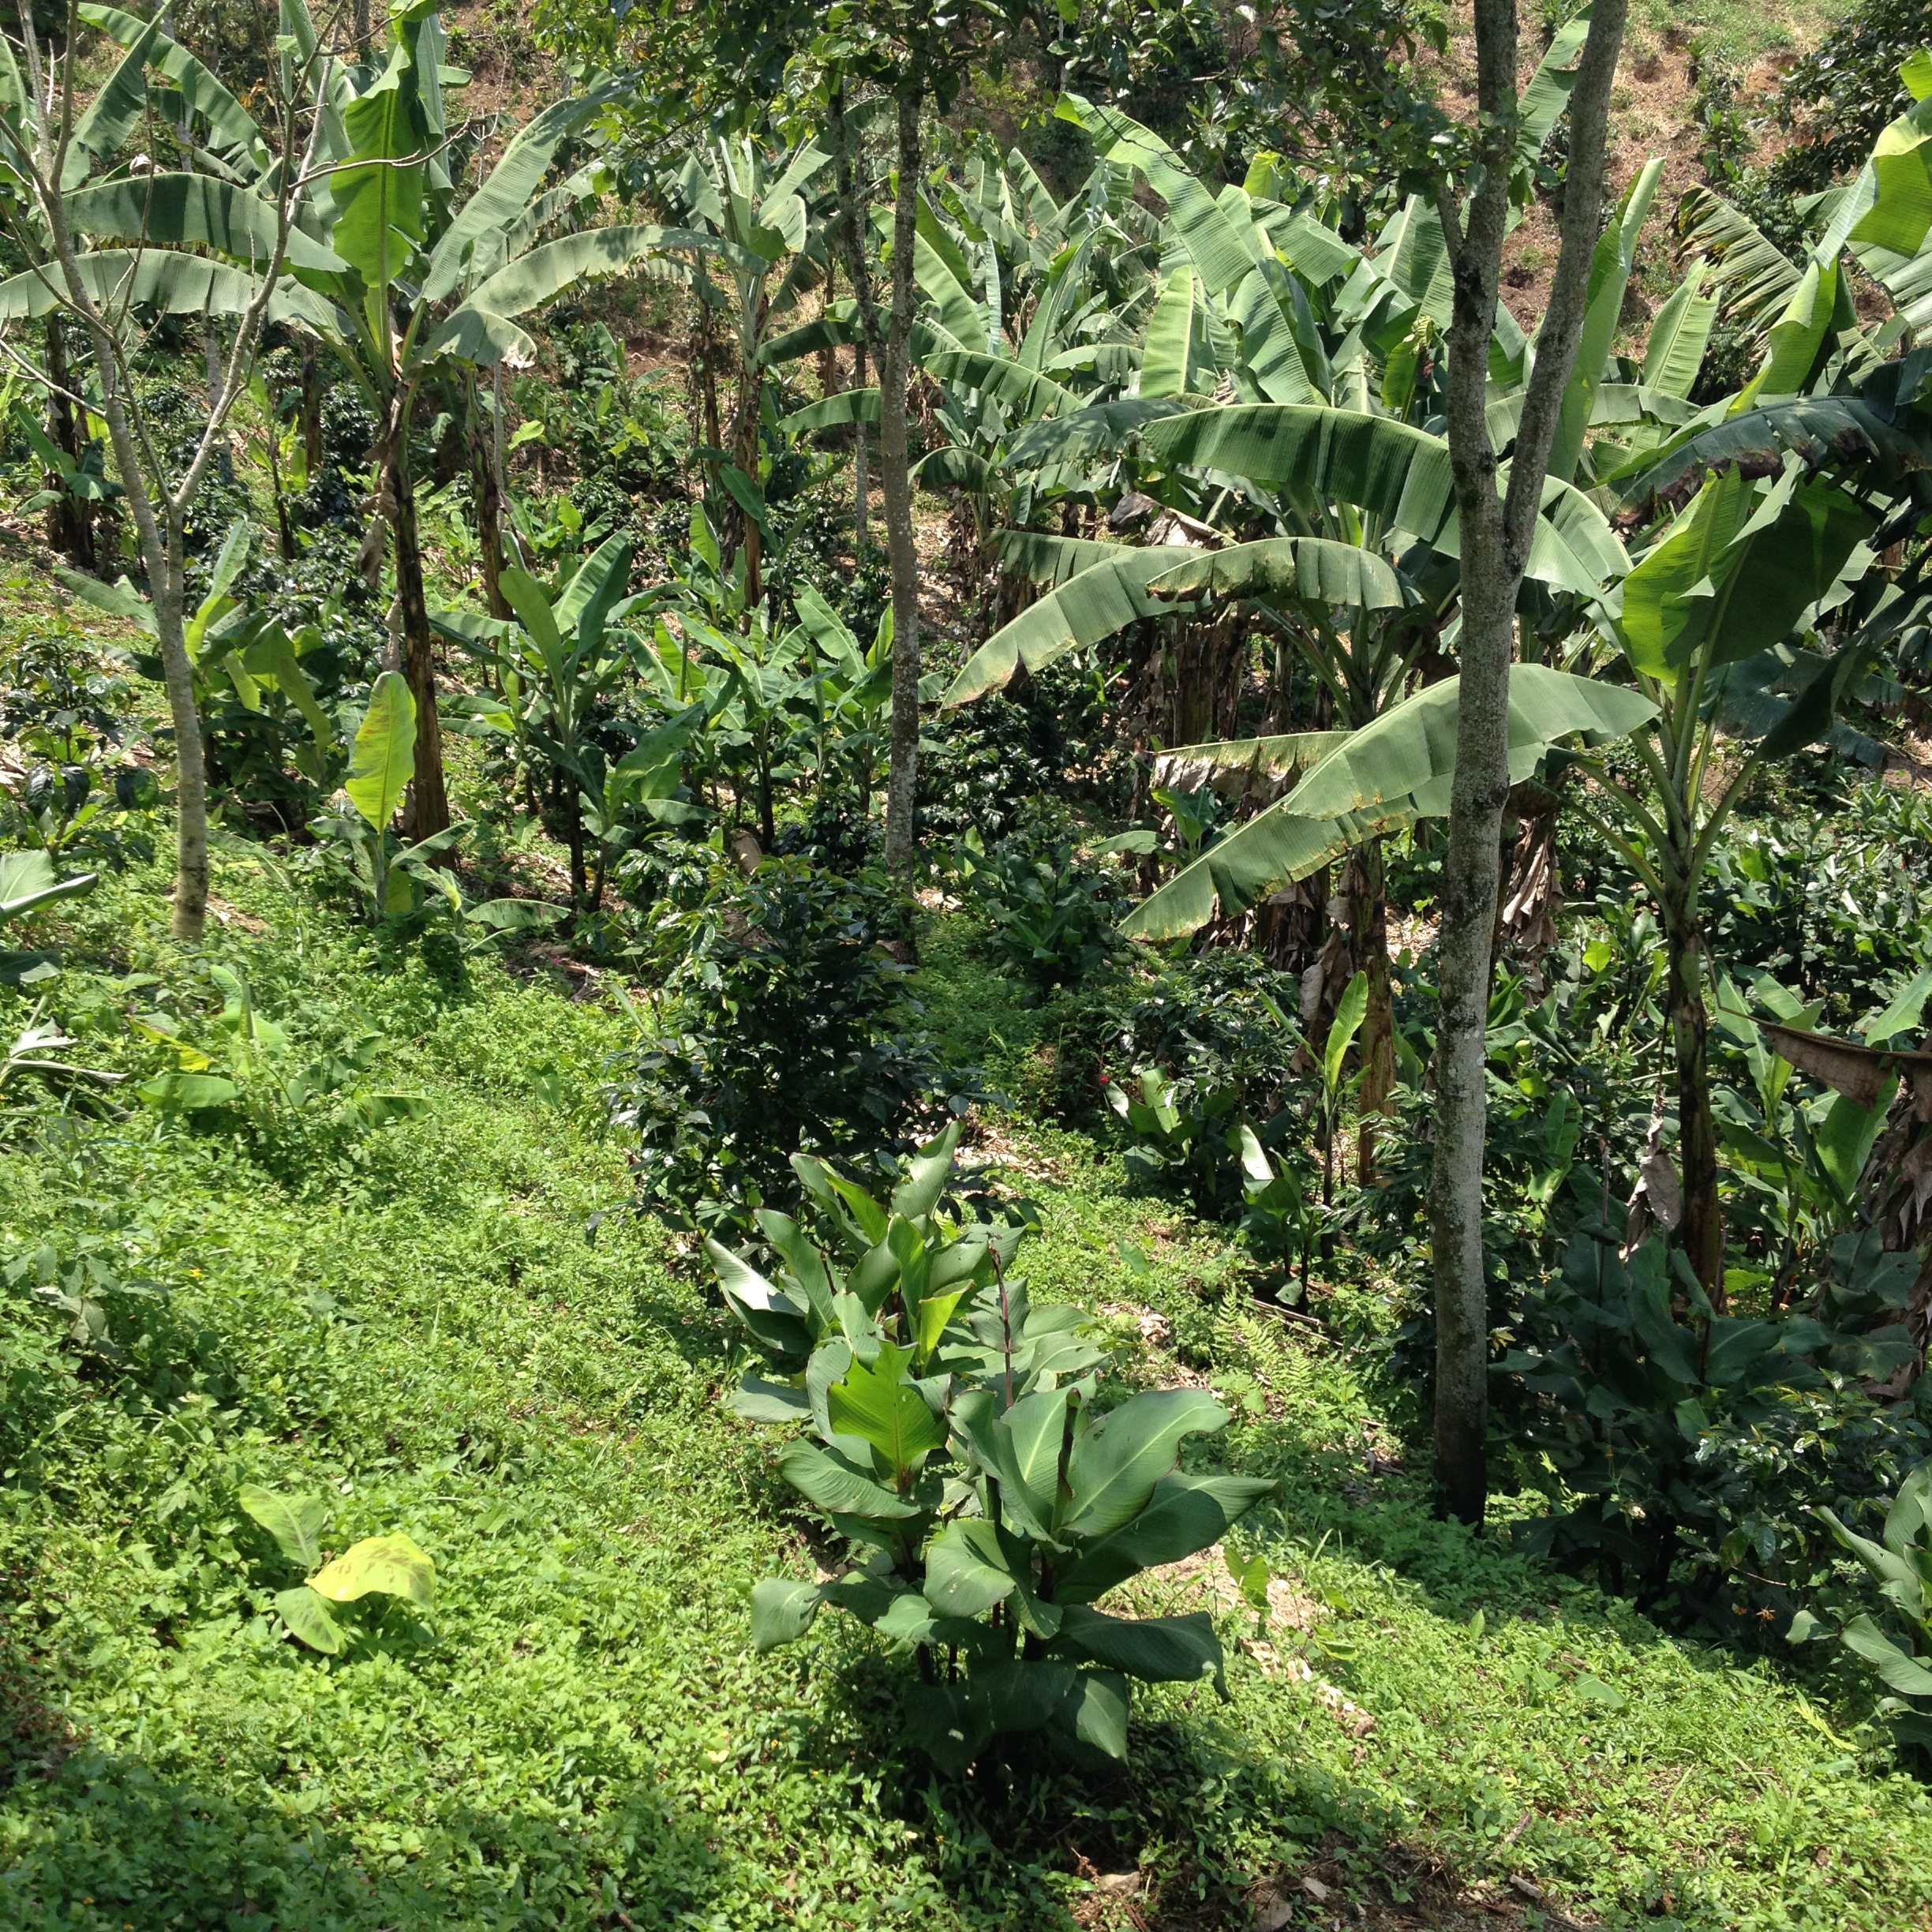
1434 471 1632 597
915 232 989 354
781 388 881 436
0 250 331 328
1604 391 1931 506
1139 266 1197 398
1678 188 1802 338
1548 157 1664 482
332 33 432 294
1642 258 1719 399
1518 9 1595 164
1147 538 1406 610
942 548 1181 706
993 531 1125 586
1230 259 1327 406
1619 466 1876 680
80 2 266 168
923 351 1073 418
1060 95 1252 295
419 80 627 302
424 228 710 365
1847 93 1932 260
1142 405 1455 540
63 175 345 274
1124 666 1658 938
63 18 160 189
1002 397 1196 471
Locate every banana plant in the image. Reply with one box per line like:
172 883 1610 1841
1565 455 1916 1298
0 851 97 989
717 1123 1277 1772
239 1485 435 1657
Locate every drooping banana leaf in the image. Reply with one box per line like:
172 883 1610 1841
1518 9 1596 164
420 78 628 301
1059 95 1252 295
1141 404 1455 539
80 2 268 170
1123 666 1658 938
62 174 346 274
0 250 331 329
1147 537 1406 610
780 388 881 436
942 548 1181 706
1002 397 1196 471
923 350 1074 418
1677 187 1803 339
1603 391 1930 507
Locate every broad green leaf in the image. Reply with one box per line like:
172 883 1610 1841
1061 1388 1229 1541
136 1072 239 1110
750 1577 823 1651
0 852 97 922
923 350 1074 418
333 36 432 293
62 175 346 274
420 78 627 301
0 251 332 328
1148 537 1405 610
556 533 633 650
777 1440 923 1522
1643 259 1719 400
344 671 416 830
80 4 267 164
826 1345 945 1479
1548 157 1664 483
63 21 161 188
706 1239 812 1361
1140 265 1196 398
1052 1604 1225 1689
1759 256 1840 397
1677 188 1803 339
238 1485 326 1571
915 230 990 353
923 1517 1017 1619
1127 668 1655 938
1517 9 1593 163
462 897 570 931
943 549 1181 706
1056 1471 1278 1603
1061 95 1252 294
275 1584 346 1654
1842 1614 1932 1698
1324 971 1369 1093
780 389 880 436
1848 96 1932 259
1142 405 1455 540
891 1120 963 1222
727 1375 811 1425
309 1532 434 1608
1058 1668 1129 1758
454 226 726 323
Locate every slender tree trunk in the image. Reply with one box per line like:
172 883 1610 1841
470 370 509 619
299 335 324 477
1350 838 1395 1183
854 335 871 549
1428 0 1627 1526
833 79 922 869
42 315 94 568
1663 869 1724 1302
384 425 450 841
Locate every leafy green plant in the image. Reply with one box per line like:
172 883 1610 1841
612 858 978 1242
954 818 1126 993
1105 1065 1243 1213
0 849 96 988
238 1485 436 1657
719 1125 1277 1771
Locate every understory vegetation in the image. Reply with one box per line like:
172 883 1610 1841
5 0 1932 1926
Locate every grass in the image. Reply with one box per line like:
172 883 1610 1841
3 850 1931 1930
1628 0 1854 70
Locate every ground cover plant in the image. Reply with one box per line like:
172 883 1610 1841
5 0 1932 1926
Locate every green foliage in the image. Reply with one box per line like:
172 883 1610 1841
238 1485 436 1655
952 813 1126 992
612 858 979 1241
717 1125 1275 1771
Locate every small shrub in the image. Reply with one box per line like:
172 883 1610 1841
955 811 1128 994
612 857 981 1241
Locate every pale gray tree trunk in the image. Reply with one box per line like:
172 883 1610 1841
1428 0 1629 1524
